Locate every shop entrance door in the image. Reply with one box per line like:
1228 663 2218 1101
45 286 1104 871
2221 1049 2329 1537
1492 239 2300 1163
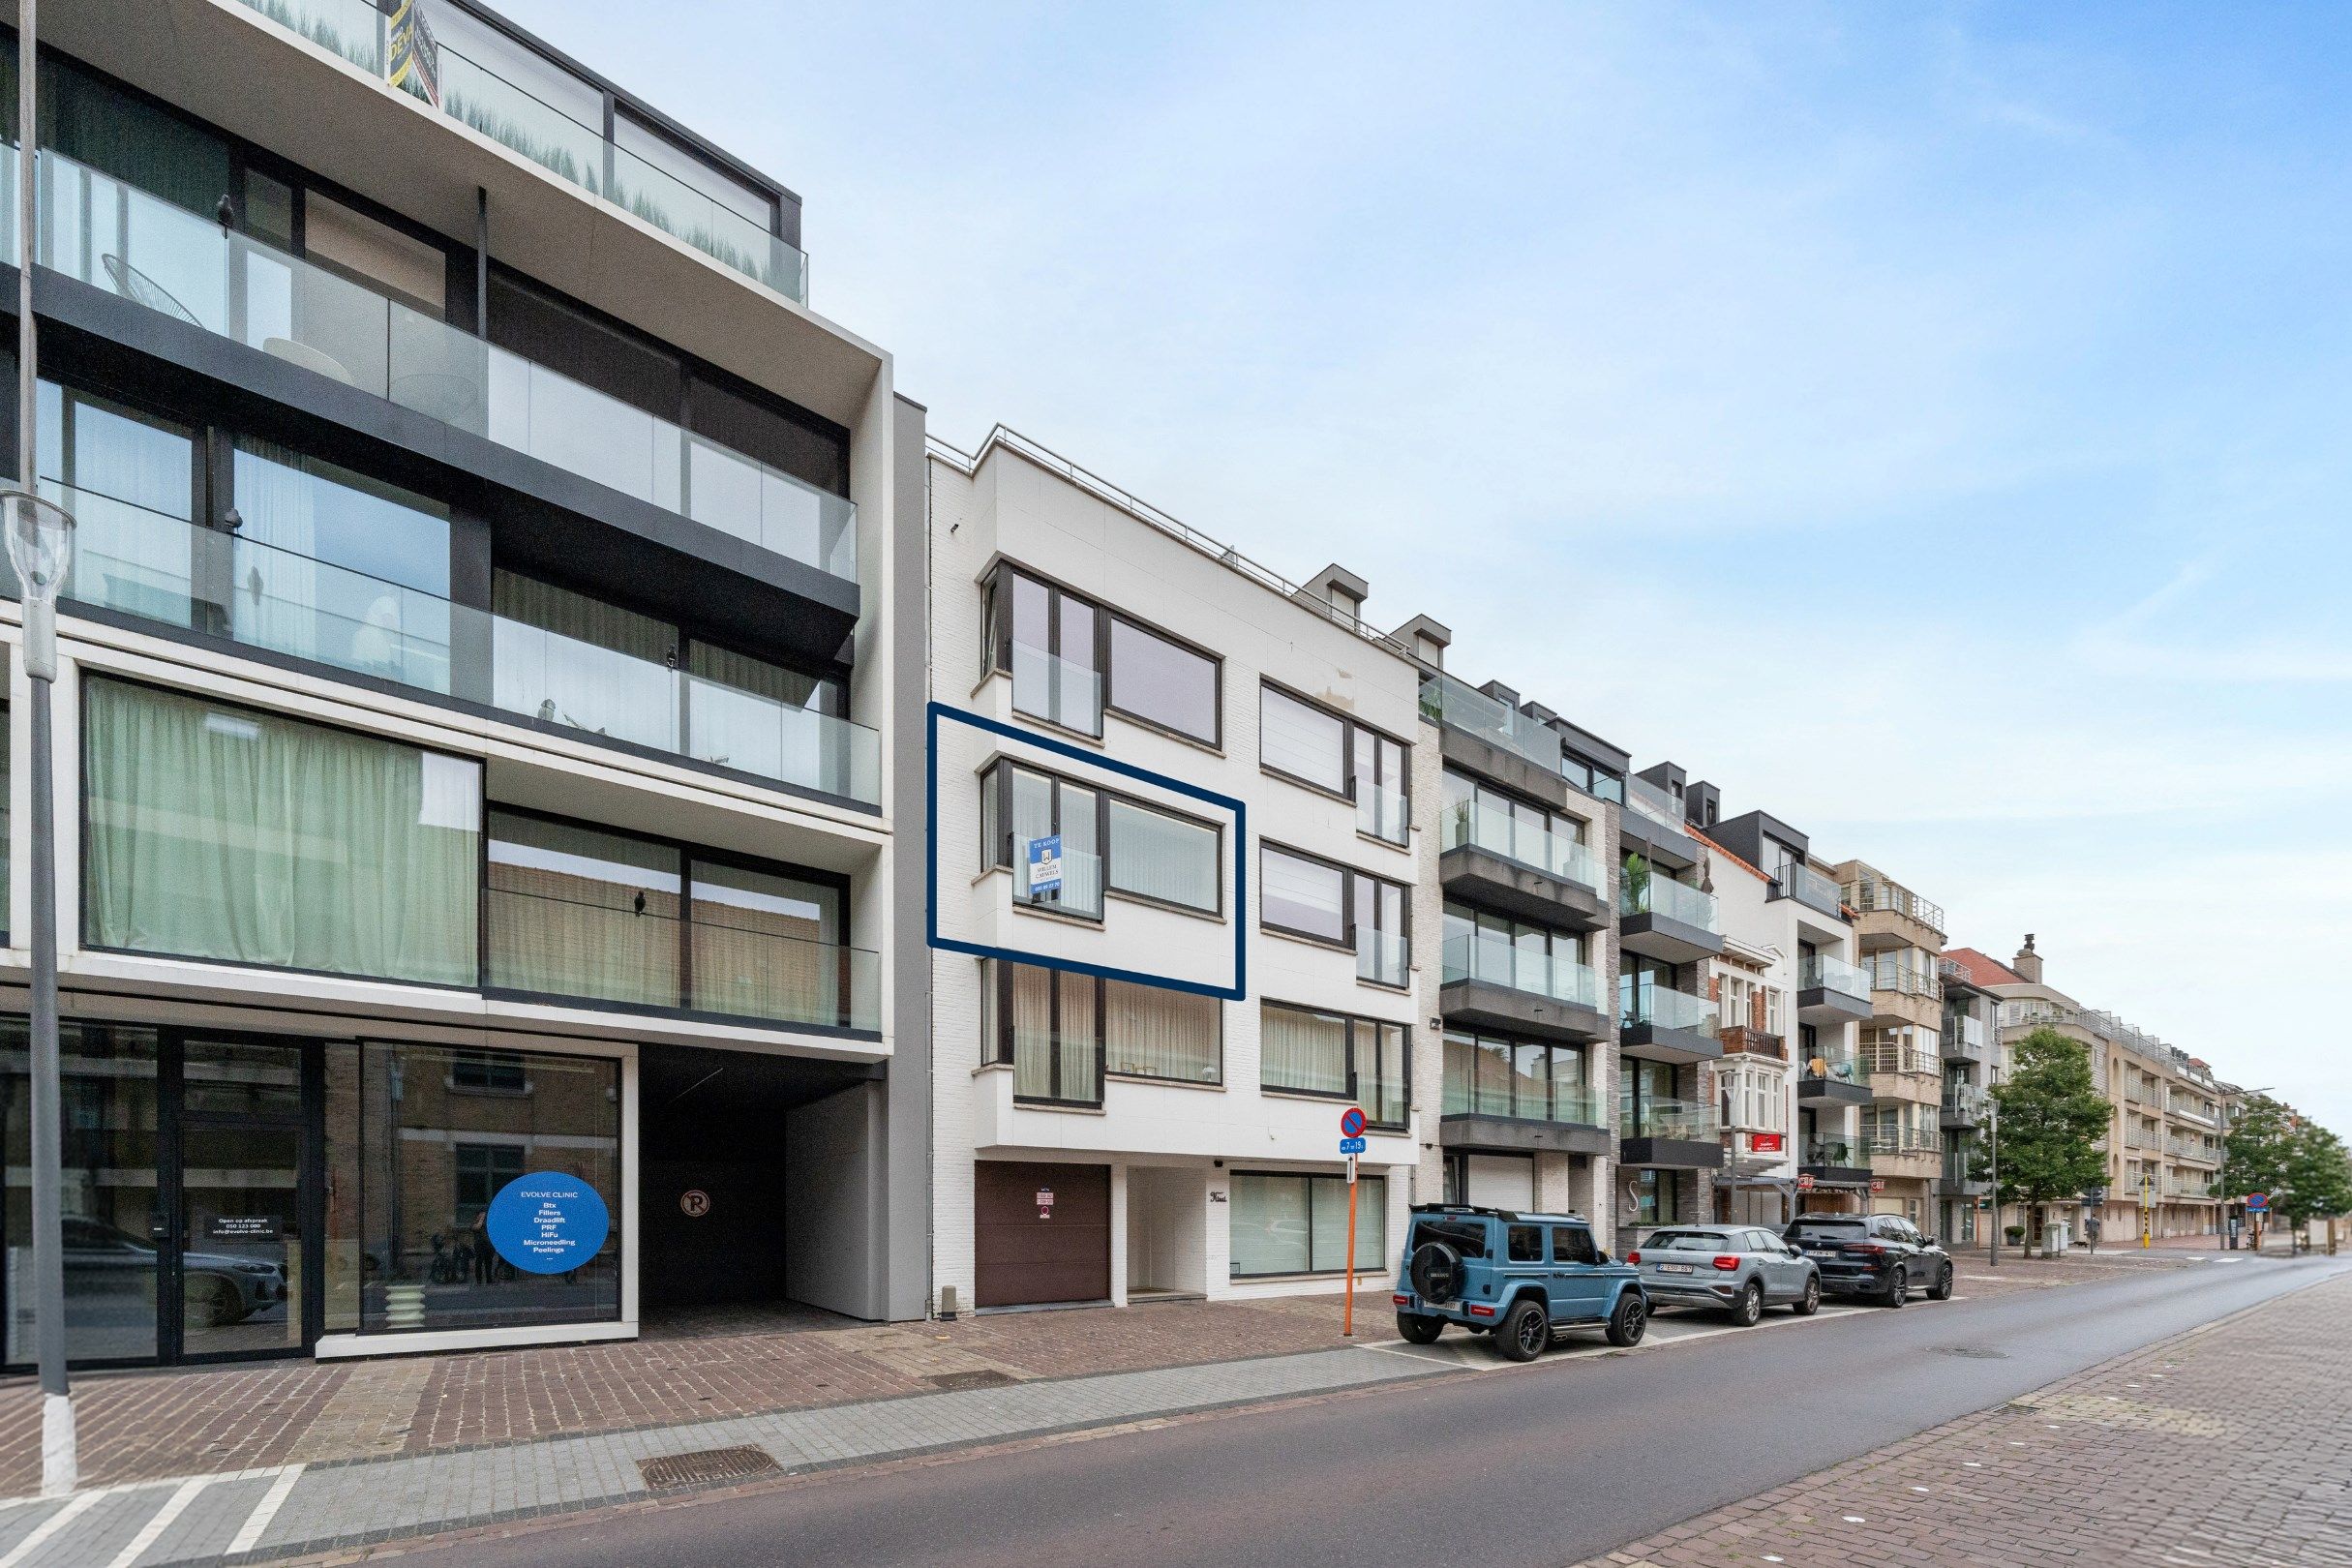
166 1037 321 1363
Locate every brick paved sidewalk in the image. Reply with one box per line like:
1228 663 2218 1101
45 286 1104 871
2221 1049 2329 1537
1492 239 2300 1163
0 1289 1394 1498
1572 1270 2352 1568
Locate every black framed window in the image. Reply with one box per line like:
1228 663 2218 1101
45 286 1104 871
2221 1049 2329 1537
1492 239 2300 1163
1442 1030 1591 1124
1263 845 1409 986
982 959 1105 1106
1259 1001 1408 1127
983 760 1222 919
1107 616 1220 744
1229 1171 1386 1277
982 563 1223 746
1258 682 1410 844
450 1050 528 1094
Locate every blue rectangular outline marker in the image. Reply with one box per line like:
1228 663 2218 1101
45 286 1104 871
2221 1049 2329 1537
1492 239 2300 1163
926 701 1248 1002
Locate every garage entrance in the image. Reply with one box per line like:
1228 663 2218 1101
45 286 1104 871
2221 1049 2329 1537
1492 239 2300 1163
639 1044 879 1317
974 1161 1108 1308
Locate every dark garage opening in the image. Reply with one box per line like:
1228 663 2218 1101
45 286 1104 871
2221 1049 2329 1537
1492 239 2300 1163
639 1043 880 1320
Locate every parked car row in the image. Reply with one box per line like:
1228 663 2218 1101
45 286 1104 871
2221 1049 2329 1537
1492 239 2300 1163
1391 1204 1953 1361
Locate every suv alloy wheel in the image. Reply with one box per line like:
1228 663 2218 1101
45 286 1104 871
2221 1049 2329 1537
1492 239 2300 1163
1605 1290 1647 1346
1497 1297 1550 1362
1928 1261 1954 1301
1885 1268 1909 1308
1732 1281 1764 1327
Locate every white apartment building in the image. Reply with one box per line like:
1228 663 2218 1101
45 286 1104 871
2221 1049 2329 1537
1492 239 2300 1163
924 431 1423 1312
3 0 929 1371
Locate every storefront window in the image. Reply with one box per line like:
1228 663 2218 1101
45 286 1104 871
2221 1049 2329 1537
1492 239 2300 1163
355 1041 619 1335
1228 1171 1384 1278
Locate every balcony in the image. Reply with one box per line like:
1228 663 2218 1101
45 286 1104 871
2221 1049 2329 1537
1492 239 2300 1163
485 887 879 1031
1942 1082 1992 1128
1937 1148 1989 1197
1796 952 1873 1024
1617 774 1700 871
1437 797 1607 930
1617 870 1722 964
2167 1138 2221 1167
1717 1026 1786 1061
2168 1099 2219 1128
1439 929 1606 1043
1619 980 1723 1065
1866 955 1943 1003
39 484 882 804
17 150 856 608
1619 1098 1725 1170
1797 1049 1872 1107
1770 859 1844 920
1842 873 1945 950
226 0 808 300
1440 1062 1611 1158
1800 1136 1874 1184
1418 672 1563 778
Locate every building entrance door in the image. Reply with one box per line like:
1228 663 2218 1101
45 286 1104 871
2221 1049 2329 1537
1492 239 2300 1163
166 1037 321 1363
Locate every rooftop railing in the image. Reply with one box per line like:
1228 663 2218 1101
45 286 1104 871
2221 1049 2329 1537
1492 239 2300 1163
1841 875 1945 936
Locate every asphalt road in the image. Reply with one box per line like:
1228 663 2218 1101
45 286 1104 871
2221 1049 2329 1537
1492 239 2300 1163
398 1254 2347 1568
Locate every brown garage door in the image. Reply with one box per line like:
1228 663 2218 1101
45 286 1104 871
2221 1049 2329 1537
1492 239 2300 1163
975 1161 1109 1308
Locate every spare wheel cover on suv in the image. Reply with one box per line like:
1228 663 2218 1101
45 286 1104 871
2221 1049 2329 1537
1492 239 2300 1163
1409 1240 1464 1304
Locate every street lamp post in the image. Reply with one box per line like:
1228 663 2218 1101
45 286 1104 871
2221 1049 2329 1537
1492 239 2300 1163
11 0 81 1497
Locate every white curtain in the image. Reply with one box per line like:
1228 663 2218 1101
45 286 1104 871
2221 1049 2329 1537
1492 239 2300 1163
1104 980 1220 1083
1261 1004 1346 1095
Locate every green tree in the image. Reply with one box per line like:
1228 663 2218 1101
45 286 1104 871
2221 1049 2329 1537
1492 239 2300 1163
1974 1029 2109 1221
2223 1095 2298 1235
2277 1123 2352 1239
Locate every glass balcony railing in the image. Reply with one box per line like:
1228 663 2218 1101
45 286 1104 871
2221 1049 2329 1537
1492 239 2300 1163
19 150 852 582
1356 780 1411 847
1800 952 1872 1002
1441 929 1600 1010
1618 872 1719 932
1622 774 1685 832
485 887 878 1029
1010 642 1104 737
1439 798 1601 890
1620 980 1716 1035
1620 1098 1718 1140
1773 859 1842 915
1803 1136 1870 1168
1356 928 1410 988
1942 1083 1993 1122
1418 672 1563 774
1799 1048 1869 1087
226 0 809 299
1014 845 1104 920
35 483 881 803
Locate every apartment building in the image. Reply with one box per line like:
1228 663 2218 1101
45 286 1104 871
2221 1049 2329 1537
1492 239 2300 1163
1832 859 1945 1224
1933 957 1997 1245
1945 939 2228 1241
1412 655 1625 1242
923 431 1422 1311
1 0 929 1369
1680 792 1867 1226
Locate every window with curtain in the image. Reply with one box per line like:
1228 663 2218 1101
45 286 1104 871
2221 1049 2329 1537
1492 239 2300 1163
1259 685 1346 793
1106 617 1219 744
1229 1172 1385 1277
690 861 845 1026
1103 980 1221 1084
231 438 454 693
1260 1003 1348 1097
491 571 679 752
485 810 681 1009
83 678 480 985
997 767 1102 919
1260 847 1344 943
36 381 196 628
1105 799 1219 913
14 50 232 218
987 960 1102 1106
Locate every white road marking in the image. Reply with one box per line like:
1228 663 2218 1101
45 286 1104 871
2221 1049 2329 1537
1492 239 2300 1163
0 1493 104 1568
226 1464 304 1556
105 1477 211 1568
0 1464 295 1517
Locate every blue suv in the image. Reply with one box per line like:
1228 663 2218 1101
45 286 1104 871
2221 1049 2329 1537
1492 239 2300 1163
1391 1206 1648 1361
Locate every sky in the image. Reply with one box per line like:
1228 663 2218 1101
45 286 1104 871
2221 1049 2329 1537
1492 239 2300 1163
499 0 2352 1133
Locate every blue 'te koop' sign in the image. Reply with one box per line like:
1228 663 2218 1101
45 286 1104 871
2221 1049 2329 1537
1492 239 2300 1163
487 1171 611 1275
1026 833 1064 895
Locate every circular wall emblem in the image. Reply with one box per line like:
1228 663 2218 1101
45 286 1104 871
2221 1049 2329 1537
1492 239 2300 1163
486 1173 611 1275
679 1189 711 1218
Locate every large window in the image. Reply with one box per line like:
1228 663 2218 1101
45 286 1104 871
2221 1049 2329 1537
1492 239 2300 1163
1259 683 1410 845
1103 980 1221 1084
984 763 1220 918
1261 846 1408 985
1443 1031 1592 1124
82 678 479 986
355 1041 619 1335
982 565 1221 745
1259 1003 1407 1127
1229 1172 1385 1278
983 960 1105 1105
1105 799 1220 913
1107 617 1221 744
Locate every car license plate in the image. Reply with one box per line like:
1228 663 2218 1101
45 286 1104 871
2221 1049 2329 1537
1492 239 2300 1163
1658 1262 1693 1274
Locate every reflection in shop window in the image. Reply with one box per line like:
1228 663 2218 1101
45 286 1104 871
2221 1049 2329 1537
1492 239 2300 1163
356 1041 618 1334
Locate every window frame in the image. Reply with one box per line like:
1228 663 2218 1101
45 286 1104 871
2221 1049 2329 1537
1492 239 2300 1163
1443 1028 1592 1125
1257 999 1411 1128
981 758 1227 920
1101 976 1225 1087
1227 1170 1389 1279
1260 841 1411 987
1257 679 1413 845
983 958 1108 1107
981 560 1225 747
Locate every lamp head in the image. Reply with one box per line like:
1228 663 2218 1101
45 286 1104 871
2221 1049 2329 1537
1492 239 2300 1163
1 487 75 606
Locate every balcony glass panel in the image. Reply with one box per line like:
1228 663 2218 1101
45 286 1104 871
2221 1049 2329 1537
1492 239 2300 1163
1775 859 1841 914
1799 1046 1870 1087
1440 795 1599 890
1355 780 1410 846
1623 774 1683 830
687 672 878 802
1621 1097 1717 1140
1620 978 1716 1034
1441 927 1598 1008
30 150 852 584
1619 871 1719 932
1803 1136 1869 1167
1418 672 1563 774
689 863 872 1029
1010 641 1103 737
1355 928 1409 988
1800 951 1872 1002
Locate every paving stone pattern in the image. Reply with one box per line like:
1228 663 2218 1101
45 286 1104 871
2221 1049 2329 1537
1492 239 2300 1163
1574 1270 2352 1568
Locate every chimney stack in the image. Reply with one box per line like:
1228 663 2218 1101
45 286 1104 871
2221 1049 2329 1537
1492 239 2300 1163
2011 933 2042 984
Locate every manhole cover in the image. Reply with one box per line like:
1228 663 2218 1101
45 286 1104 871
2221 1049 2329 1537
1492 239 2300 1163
927 1369 1018 1390
1942 1346 2009 1360
639 1445 782 1490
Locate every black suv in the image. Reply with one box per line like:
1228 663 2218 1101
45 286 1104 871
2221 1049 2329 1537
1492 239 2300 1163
1784 1213 1952 1307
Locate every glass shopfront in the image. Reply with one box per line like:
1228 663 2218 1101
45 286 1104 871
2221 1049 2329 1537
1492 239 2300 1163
1 1020 620 1370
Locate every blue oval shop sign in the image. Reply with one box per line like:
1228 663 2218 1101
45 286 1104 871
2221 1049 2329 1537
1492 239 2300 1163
487 1171 611 1275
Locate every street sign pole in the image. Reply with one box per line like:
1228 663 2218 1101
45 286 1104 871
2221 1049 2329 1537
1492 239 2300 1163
1343 1152 1359 1339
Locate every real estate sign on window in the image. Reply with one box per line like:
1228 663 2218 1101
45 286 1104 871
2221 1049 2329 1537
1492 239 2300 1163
1026 833 1063 895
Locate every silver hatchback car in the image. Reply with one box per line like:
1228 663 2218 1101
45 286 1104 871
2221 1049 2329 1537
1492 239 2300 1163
1627 1224 1821 1325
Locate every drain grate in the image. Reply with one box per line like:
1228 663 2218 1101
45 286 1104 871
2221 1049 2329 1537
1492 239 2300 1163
1942 1346 2009 1360
927 1369 1018 1391
639 1445 783 1490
